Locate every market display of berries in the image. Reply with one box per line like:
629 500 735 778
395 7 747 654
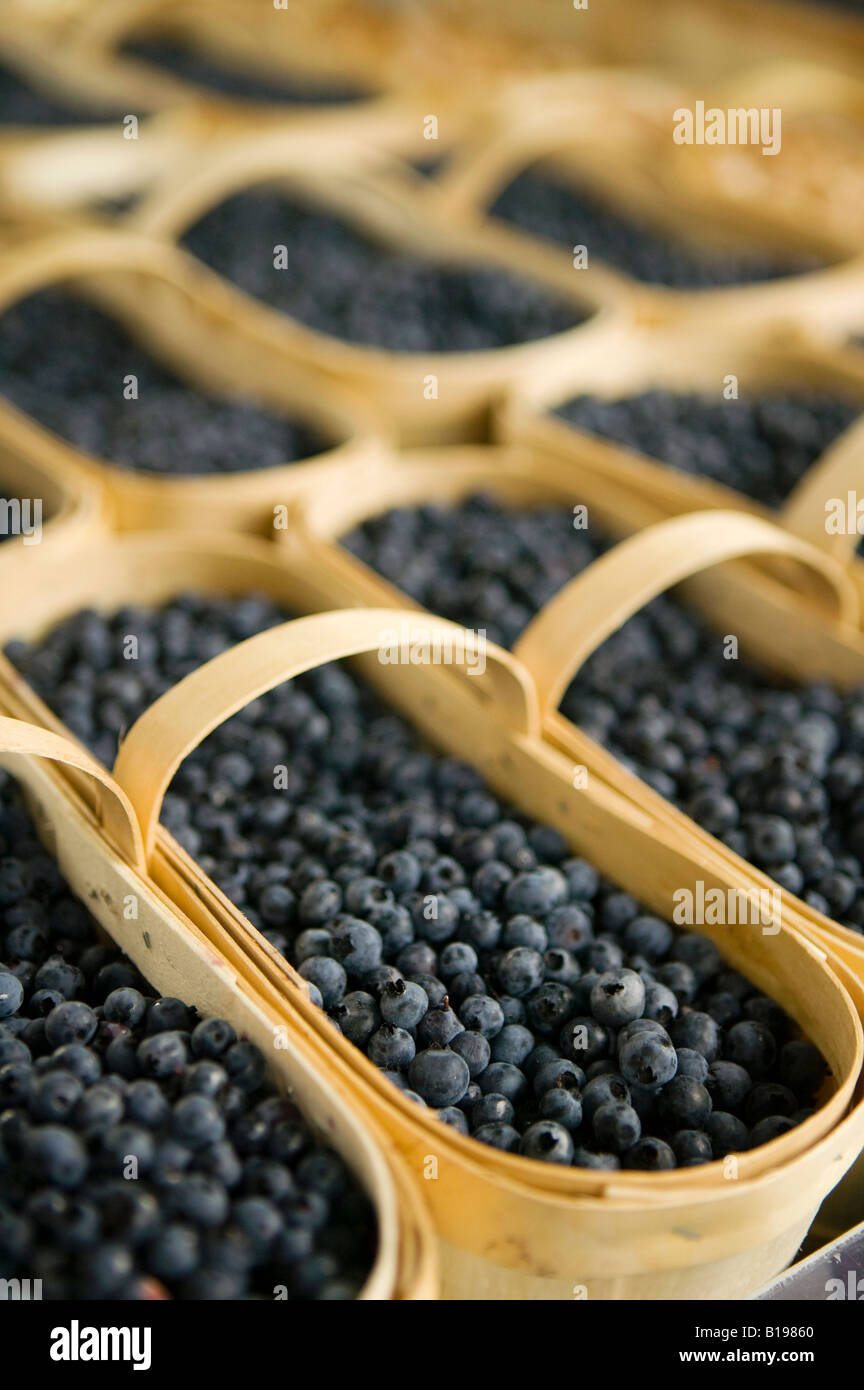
557 390 861 510
121 40 372 105
4 594 828 1169
0 771 377 1300
489 170 821 288
182 192 587 351
0 291 326 477
344 492 864 934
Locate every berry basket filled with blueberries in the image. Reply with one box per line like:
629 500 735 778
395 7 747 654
277 443 864 967
0 228 388 536
0 711 437 1300
2 0 864 1310
0 521 861 1299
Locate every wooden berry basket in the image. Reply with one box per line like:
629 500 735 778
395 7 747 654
0 531 861 1296
0 708 439 1301
117 131 633 444
266 443 864 972
0 227 391 536
425 83 864 341
497 326 864 620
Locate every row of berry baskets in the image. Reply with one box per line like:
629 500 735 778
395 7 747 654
3 440 864 1296
3 31 864 1299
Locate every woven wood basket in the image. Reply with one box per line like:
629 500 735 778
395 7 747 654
0 532 861 1297
0 708 438 1300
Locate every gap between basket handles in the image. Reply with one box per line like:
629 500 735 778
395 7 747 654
782 414 864 559
0 715 145 871
513 509 859 718
112 609 540 863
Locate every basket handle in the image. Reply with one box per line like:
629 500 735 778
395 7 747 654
113 609 538 862
0 715 145 870
781 415 864 558
513 510 859 718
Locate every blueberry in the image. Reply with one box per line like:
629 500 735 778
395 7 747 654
669 1011 721 1061
44 1002 98 1048
724 1020 776 1079
581 1072 631 1119
299 957 347 1008
329 917 383 976
593 1101 641 1154
657 1075 712 1129
495 947 545 998
706 1111 749 1156
504 868 567 917
436 1105 468 1134
539 1085 583 1133
332 991 380 1045
190 1017 237 1059
26 1125 89 1187
619 1030 678 1087
367 1025 416 1071
675 1049 709 1083
779 1040 826 1098
490 1024 535 1067
672 1130 713 1166
749 1115 795 1146
525 982 576 1035
0 971 24 1019
408 1048 470 1107
136 1031 188 1080
470 1093 516 1129
458 994 504 1038
590 969 646 1025
519 1120 574 1164
622 1138 676 1170
473 1122 521 1152
477 1062 527 1105
448 1030 491 1078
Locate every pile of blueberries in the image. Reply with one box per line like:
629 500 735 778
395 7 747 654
557 389 861 511
5 594 828 1170
344 492 864 935
0 64 125 127
120 40 372 106
0 770 377 1299
182 191 587 352
0 290 326 476
489 169 821 289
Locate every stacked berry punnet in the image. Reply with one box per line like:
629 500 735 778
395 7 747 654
182 192 587 352
0 290 327 477
489 170 822 289
120 40 373 106
0 769 377 1300
5 594 828 1171
556 390 861 511
343 492 864 935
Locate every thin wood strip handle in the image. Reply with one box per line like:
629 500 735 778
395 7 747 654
114 609 539 862
0 715 145 870
781 415 864 557
513 510 859 717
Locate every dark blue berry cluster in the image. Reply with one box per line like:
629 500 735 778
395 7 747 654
0 770 377 1300
5 595 828 1170
489 170 821 288
556 390 861 511
182 192 587 352
343 492 864 933
119 40 372 105
0 291 327 477
0 64 125 127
